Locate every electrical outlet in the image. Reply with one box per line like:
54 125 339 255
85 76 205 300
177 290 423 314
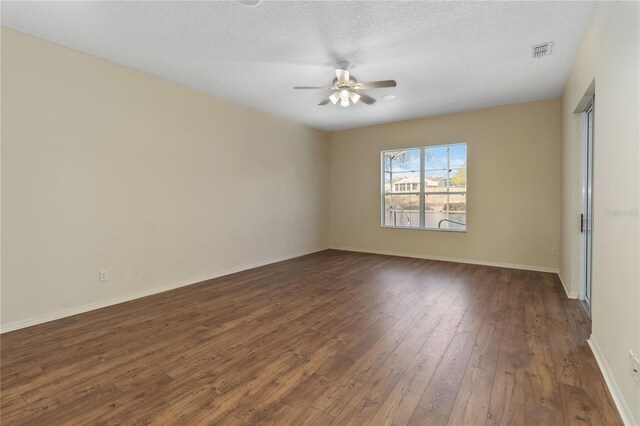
551 248 558 255
99 271 108 282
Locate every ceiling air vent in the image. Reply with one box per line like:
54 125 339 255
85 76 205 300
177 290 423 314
531 42 553 58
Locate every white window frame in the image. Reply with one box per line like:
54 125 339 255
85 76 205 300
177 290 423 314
380 143 467 232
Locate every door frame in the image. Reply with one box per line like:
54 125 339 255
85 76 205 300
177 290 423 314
579 95 594 318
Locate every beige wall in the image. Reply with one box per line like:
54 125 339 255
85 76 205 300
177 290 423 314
560 2 639 423
328 99 562 272
1 28 329 329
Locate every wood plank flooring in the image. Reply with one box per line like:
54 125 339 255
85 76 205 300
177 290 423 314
1 250 622 425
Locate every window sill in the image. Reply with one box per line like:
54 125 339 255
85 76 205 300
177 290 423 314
380 225 466 233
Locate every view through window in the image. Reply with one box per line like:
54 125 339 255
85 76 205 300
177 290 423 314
382 143 467 231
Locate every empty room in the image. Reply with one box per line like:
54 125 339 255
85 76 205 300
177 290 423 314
1 1 638 425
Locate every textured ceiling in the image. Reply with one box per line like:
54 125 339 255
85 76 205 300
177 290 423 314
1 1 594 131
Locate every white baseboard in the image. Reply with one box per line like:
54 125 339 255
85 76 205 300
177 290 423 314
330 246 559 273
558 272 579 299
0 247 327 334
588 337 637 426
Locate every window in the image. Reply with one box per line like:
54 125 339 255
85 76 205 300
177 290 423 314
382 143 467 231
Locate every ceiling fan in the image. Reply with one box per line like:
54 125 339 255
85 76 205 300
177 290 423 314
294 62 397 107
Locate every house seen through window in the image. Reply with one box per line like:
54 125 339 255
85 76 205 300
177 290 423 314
382 143 467 231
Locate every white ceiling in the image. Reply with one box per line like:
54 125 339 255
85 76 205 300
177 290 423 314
1 1 594 131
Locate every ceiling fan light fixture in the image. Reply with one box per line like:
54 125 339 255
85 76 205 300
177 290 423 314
293 63 396 108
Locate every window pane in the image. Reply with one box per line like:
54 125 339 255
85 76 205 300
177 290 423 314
449 168 466 189
449 144 467 169
424 193 466 230
384 194 420 227
388 171 419 193
425 170 448 192
383 149 420 173
424 146 448 170
440 213 466 230
424 193 448 229
448 193 467 213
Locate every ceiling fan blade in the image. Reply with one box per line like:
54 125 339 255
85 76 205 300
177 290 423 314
317 98 331 106
335 68 350 84
293 86 332 90
358 93 376 105
357 80 397 89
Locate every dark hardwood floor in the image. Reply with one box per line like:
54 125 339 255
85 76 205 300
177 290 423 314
1 250 622 425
